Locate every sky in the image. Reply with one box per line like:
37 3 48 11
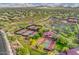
0 3 79 7
0 0 78 7
0 0 78 3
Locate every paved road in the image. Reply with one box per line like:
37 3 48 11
0 30 13 55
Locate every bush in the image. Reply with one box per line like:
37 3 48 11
16 47 28 55
55 44 63 52
62 47 69 52
30 38 37 46
8 36 17 42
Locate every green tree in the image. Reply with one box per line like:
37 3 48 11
57 34 68 45
32 33 40 39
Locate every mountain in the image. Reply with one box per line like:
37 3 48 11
30 3 79 7
0 3 79 8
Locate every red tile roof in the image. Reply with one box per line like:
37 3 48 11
43 31 55 38
48 40 56 50
16 29 37 37
37 38 46 45
37 38 56 51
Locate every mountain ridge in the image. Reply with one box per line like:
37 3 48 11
0 3 79 7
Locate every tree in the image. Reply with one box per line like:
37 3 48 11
57 34 68 45
32 33 40 39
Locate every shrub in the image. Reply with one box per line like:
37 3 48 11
62 47 69 52
16 47 28 55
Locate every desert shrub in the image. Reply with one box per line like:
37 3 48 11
16 47 28 55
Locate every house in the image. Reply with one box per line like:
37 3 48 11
49 17 58 21
16 29 37 37
37 31 56 51
43 31 55 38
37 38 56 51
48 17 59 24
67 47 79 55
15 24 42 38
59 47 79 55
67 17 78 23
26 24 42 31
36 31 57 51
